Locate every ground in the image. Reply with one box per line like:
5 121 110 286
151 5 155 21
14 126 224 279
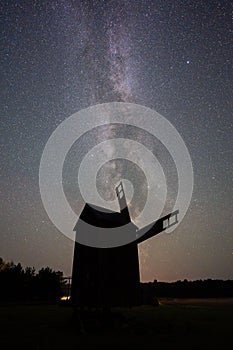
0 298 232 348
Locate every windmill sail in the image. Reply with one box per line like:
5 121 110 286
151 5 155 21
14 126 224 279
115 181 131 222
136 210 179 244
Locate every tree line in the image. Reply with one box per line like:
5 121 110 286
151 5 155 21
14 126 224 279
0 257 65 302
1 257 233 302
141 279 233 301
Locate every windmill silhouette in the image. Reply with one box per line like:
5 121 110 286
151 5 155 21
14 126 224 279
71 182 179 308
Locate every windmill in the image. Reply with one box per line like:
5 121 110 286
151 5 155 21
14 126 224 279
71 181 179 308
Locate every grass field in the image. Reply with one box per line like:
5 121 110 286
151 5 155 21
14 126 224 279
0 298 232 348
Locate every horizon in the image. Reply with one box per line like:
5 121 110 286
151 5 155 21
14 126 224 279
1 255 233 284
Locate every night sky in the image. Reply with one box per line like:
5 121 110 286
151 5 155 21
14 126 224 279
1 0 233 282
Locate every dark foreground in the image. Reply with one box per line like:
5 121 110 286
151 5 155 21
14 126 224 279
0 298 232 349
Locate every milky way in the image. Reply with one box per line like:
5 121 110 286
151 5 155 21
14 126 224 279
107 7 134 102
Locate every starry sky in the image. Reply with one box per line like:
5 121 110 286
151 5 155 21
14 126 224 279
1 0 233 282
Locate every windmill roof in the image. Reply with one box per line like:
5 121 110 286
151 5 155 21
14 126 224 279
73 203 138 231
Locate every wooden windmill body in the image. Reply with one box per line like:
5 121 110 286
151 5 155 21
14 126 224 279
71 182 178 307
